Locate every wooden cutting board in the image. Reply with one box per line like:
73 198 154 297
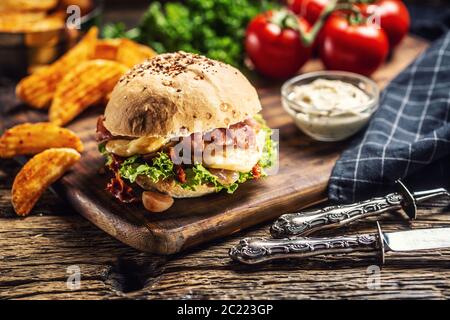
2 36 428 255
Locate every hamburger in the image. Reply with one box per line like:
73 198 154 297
97 52 275 209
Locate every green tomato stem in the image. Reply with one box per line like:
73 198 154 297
334 2 365 25
270 9 300 31
301 0 339 46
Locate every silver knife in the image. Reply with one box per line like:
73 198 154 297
229 223 450 265
271 180 450 238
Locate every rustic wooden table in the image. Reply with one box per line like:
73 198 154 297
2 155 450 299
2 4 450 300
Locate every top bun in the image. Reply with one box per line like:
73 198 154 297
103 51 262 138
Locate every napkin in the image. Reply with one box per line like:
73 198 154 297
328 30 450 203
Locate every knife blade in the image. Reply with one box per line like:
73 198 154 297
270 180 450 238
229 223 450 265
383 228 450 252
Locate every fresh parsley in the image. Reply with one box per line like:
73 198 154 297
102 0 276 67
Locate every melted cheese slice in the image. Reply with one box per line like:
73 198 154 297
202 130 266 172
105 136 169 157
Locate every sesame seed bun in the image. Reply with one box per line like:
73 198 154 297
103 51 262 138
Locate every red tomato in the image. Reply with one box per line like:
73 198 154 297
288 0 328 25
320 14 389 76
362 0 410 48
245 10 312 79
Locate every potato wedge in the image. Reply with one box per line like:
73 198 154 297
0 122 84 158
11 148 80 216
0 11 48 33
0 12 65 33
94 39 156 67
0 0 58 12
16 27 98 109
116 39 157 68
49 59 129 126
93 39 121 61
24 12 65 32
0 11 46 24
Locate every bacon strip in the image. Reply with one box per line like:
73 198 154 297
252 163 262 179
106 173 138 203
175 165 186 183
96 116 113 143
96 116 260 151
105 151 138 203
205 121 259 150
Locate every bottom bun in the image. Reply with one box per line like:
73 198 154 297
135 175 216 198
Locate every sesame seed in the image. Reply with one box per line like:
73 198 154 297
121 51 218 82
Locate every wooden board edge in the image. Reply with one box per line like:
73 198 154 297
55 176 330 255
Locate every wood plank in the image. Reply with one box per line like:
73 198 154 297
2 36 429 255
2 156 450 300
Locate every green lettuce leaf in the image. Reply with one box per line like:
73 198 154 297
98 143 113 167
260 125 276 169
181 163 239 194
238 171 254 184
254 114 277 170
100 114 277 194
119 152 174 183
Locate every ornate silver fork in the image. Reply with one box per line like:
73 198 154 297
270 180 450 238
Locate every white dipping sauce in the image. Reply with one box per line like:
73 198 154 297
286 79 372 141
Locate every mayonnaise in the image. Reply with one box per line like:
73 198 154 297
284 78 374 141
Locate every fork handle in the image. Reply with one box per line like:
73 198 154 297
270 193 403 238
229 234 381 264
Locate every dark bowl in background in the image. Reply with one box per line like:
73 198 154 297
0 0 103 79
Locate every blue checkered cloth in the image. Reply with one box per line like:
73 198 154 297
328 30 450 203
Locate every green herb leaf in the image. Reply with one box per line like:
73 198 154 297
181 163 239 194
118 152 174 183
102 0 277 67
254 114 277 170
98 142 113 167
